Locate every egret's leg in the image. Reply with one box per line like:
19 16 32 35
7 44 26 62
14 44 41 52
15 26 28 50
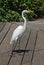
12 43 15 52
10 43 14 55
10 41 16 55
18 37 21 50
10 44 13 56
19 38 20 50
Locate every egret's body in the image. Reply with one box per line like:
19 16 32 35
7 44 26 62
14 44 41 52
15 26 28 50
10 10 27 44
10 25 23 44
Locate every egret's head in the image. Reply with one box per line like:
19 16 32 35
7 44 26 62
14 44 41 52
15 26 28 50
22 9 33 20
22 10 27 13
22 10 28 14
22 9 33 14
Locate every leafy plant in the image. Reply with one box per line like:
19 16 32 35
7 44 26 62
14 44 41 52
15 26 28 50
0 0 44 22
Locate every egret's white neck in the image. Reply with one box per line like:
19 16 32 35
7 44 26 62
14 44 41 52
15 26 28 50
22 12 26 29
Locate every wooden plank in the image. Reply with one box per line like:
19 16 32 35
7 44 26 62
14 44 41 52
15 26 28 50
0 53 10 65
0 22 11 44
0 22 6 32
9 27 31 65
26 29 38 50
32 31 44 65
35 31 44 50
32 50 44 65
22 29 37 65
0 23 17 65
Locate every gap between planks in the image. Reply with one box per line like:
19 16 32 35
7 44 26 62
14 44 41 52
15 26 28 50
30 31 38 65
0 23 18 65
0 22 6 32
0 22 11 44
20 29 38 65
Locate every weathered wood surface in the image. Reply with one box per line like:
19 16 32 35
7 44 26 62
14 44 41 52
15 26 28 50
0 23 17 65
0 22 11 44
9 27 31 65
0 22 44 65
0 22 6 32
32 31 44 65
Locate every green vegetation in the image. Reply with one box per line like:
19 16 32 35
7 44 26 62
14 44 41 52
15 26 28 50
0 0 44 22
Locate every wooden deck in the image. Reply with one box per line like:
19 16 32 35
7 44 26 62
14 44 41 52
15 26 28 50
0 21 44 65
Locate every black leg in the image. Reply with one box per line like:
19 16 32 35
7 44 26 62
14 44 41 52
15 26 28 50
18 37 21 50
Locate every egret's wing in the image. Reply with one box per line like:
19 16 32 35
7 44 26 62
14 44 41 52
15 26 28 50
27 22 44 31
10 25 23 44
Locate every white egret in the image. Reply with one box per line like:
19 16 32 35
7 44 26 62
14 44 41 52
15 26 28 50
0 10 44 54
10 10 31 44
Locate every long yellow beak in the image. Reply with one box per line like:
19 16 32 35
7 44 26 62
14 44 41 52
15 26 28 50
27 9 33 13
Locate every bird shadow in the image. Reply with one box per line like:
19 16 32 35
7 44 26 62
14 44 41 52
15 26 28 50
12 49 32 53
12 49 32 57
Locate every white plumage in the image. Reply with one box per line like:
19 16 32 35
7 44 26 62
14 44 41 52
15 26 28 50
10 10 29 44
10 25 24 44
